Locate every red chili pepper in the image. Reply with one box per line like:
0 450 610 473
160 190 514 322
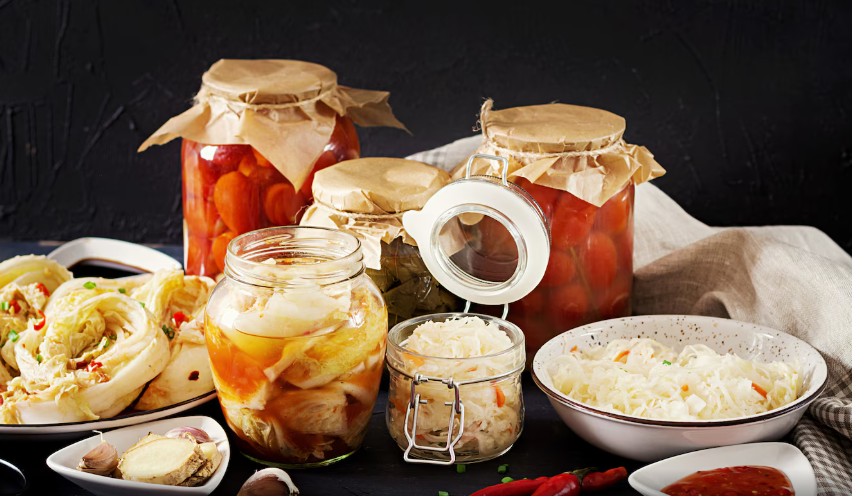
87 361 103 373
8 300 21 315
173 311 189 328
579 467 628 492
33 309 46 330
470 477 550 496
531 473 581 496
35 283 50 297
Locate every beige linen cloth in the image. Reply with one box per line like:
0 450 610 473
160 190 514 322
409 136 852 495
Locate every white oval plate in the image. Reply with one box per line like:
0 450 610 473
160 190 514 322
48 237 182 273
47 415 230 496
628 442 817 496
0 391 216 438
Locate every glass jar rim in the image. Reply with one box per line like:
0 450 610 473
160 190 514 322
224 226 365 288
388 312 526 366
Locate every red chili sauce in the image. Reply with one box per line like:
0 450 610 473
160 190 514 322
662 465 794 496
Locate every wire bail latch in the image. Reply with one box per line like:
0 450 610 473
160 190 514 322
402 373 466 465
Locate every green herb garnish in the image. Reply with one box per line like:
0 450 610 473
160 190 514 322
83 281 97 290
438 492 449 496
456 465 466 474
0 302 7 311
663 360 672 365
501 477 514 483
36 354 43 363
498 464 509 474
162 326 175 339
8 330 19 342
140 302 145 308
118 288 126 294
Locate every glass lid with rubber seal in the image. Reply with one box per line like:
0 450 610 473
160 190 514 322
403 154 551 307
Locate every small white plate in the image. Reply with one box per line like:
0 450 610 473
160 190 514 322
48 237 182 273
46 416 230 496
629 442 817 496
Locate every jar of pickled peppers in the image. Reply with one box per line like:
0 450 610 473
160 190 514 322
138 59 406 278
460 100 666 355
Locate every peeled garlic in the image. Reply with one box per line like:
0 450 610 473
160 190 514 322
238 468 299 495
77 433 118 477
164 426 213 444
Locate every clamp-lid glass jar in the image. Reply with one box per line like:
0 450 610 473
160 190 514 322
139 59 407 279
300 157 462 325
385 154 551 464
204 226 388 468
460 100 666 354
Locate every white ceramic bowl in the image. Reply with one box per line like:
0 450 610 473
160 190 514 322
629 442 817 496
46 416 230 496
532 315 828 462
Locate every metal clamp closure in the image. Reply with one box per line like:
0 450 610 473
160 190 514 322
402 373 466 465
465 153 510 186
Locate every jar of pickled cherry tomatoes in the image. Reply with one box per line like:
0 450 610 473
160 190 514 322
460 100 666 355
139 59 407 278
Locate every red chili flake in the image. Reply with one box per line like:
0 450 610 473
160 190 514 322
173 311 189 328
8 300 22 315
87 361 103 373
34 309 46 330
188 371 200 381
35 283 50 297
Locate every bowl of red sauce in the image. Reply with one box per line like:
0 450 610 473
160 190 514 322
629 443 817 496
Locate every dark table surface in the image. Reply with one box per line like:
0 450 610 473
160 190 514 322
0 242 647 495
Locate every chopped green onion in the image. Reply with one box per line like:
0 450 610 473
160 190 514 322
438 492 449 496
83 281 97 290
501 477 514 483
118 288 126 294
36 354 43 363
8 330 19 342
456 465 466 473
498 464 509 474
140 302 145 308
663 360 672 365
0 302 7 311
162 326 175 339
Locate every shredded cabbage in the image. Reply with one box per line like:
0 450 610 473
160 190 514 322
545 338 801 420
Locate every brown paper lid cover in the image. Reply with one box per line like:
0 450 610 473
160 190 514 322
201 59 337 104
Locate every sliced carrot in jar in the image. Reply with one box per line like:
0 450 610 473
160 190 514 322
580 232 618 290
262 182 307 226
214 171 260 235
551 192 598 250
239 153 282 191
209 144 249 172
212 231 237 272
186 234 218 276
184 195 221 238
252 148 275 168
540 251 576 287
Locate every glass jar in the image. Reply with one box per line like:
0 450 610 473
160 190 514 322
182 115 359 277
138 59 406 279
462 100 665 355
204 226 388 468
386 313 525 464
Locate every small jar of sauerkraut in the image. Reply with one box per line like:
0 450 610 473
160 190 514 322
386 314 525 464
204 226 387 468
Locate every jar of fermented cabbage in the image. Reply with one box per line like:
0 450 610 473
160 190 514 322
204 226 388 468
299 157 462 326
139 59 406 279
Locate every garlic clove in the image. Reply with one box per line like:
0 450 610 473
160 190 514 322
164 426 213 444
238 468 299 495
77 439 118 476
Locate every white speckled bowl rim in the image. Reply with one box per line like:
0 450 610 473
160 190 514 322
532 315 828 428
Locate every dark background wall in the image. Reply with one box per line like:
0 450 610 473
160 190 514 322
1 1 850 251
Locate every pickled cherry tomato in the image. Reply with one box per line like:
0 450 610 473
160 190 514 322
598 183 632 234
515 177 561 219
184 195 221 238
212 231 237 272
580 232 618 289
540 251 576 287
186 234 217 276
551 192 598 250
614 224 634 273
300 150 338 201
182 142 221 199
594 274 632 320
549 284 590 329
214 171 260 234
263 183 307 226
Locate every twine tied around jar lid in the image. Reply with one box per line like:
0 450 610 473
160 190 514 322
300 157 452 270
138 59 407 190
461 99 666 207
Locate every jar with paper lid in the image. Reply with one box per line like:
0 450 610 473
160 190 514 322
299 157 462 326
459 100 666 354
138 59 407 279
385 154 549 464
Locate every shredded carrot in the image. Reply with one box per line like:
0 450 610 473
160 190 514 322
570 345 578 352
681 385 689 392
752 383 768 398
651 354 654 358
614 350 630 362
493 384 506 408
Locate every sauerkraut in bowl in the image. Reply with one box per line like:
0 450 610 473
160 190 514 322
386 314 525 463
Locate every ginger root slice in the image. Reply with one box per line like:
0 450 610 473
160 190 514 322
118 437 205 485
